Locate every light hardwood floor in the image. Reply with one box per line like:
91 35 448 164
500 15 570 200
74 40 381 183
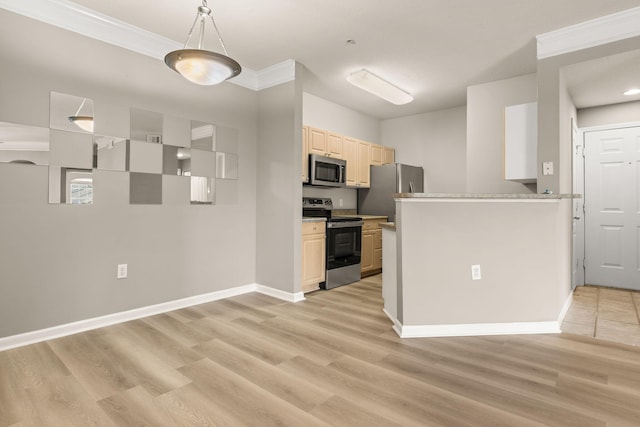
2 275 640 426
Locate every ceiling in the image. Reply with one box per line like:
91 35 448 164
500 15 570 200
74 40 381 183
9 0 640 118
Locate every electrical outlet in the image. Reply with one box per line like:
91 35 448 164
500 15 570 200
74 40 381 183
117 264 128 279
542 161 554 176
471 264 482 280
339 199 344 207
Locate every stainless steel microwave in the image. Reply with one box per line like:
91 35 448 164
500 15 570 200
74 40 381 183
308 154 346 188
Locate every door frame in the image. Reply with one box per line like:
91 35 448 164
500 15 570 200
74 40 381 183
576 121 640 288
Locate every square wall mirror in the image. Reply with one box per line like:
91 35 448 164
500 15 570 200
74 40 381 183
130 108 163 143
216 152 238 179
50 92 94 134
48 167 93 204
94 136 128 171
191 120 216 151
190 176 214 204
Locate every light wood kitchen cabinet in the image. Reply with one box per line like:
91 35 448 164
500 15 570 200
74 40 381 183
343 137 358 187
357 140 371 188
370 144 383 166
361 217 386 277
301 124 394 187
383 147 395 165
327 132 343 158
302 126 309 183
301 221 326 293
308 126 328 156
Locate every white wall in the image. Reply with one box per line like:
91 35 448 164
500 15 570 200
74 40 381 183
256 73 304 293
466 74 537 194
578 101 640 128
381 106 467 193
0 11 259 338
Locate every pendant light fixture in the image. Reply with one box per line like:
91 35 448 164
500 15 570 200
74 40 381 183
68 98 94 133
165 0 241 85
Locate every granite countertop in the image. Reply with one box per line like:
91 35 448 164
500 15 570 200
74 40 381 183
302 217 327 222
395 193 580 200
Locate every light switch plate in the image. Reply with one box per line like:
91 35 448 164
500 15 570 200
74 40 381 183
471 264 482 280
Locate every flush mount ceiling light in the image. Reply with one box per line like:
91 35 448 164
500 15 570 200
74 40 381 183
346 69 413 105
165 0 241 86
624 88 640 96
68 98 94 133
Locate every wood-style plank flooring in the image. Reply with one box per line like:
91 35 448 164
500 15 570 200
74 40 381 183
2 275 640 426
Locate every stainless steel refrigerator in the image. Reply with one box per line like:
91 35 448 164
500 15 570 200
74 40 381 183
357 163 424 221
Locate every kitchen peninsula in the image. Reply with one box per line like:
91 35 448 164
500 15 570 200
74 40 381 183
383 193 576 338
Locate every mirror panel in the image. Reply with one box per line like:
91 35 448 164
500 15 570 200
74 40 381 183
94 136 127 171
216 152 238 179
190 149 216 178
215 126 238 153
130 108 163 143
191 120 216 151
162 145 191 176
48 167 93 204
50 92 94 134
190 176 214 204
49 130 93 169
128 140 163 174
163 114 191 147
130 172 162 204
0 122 50 165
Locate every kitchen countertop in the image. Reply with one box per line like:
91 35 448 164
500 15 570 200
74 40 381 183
380 222 396 231
395 193 580 199
340 214 389 220
302 217 327 223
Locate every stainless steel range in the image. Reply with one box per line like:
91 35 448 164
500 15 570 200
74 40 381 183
303 197 363 289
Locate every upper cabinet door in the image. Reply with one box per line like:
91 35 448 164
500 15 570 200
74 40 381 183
370 144 383 166
327 132 343 159
504 102 537 183
308 127 328 156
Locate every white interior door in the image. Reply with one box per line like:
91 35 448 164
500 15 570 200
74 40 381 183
572 121 585 289
584 126 640 290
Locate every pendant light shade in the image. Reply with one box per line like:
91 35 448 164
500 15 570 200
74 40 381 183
165 49 240 85
68 116 94 132
68 98 94 132
165 1 241 85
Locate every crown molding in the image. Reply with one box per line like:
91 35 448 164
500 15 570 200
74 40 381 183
0 0 295 91
537 6 640 59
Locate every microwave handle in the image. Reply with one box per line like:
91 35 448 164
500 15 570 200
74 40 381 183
339 165 345 183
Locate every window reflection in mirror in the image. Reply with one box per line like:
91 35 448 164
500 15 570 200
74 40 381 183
94 136 127 171
191 120 216 151
0 122 50 165
190 176 214 204
50 92 94 134
216 152 238 179
130 108 163 143
48 167 93 204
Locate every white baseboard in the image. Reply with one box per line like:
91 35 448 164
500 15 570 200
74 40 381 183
256 284 305 303
394 320 562 338
557 291 574 324
0 283 303 352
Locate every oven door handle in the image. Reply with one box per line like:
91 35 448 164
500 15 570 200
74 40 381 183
327 221 363 229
